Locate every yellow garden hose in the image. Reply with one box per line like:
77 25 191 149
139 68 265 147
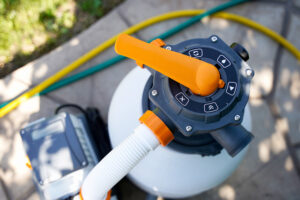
213 12 300 60
1 9 300 117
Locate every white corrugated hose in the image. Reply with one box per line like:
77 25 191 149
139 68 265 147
81 123 160 200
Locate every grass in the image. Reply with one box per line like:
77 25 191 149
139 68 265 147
0 0 122 78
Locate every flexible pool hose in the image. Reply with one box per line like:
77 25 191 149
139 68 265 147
1 0 300 115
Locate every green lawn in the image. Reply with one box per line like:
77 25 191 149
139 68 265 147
0 0 122 77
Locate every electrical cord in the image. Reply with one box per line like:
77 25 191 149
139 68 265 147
55 104 87 115
0 0 248 117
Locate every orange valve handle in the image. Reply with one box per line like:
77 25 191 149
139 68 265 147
115 33 224 96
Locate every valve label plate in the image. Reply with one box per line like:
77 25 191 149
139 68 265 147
226 82 237 96
175 92 189 106
217 55 231 68
204 102 219 113
188 48 203 58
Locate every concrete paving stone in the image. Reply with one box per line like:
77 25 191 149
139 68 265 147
11 9 129 86
0 95 60 200
188 152 300 200
44 46 125 119
275 14 300 144
90 57 134 121
294 0 300 7
27 191 40 200
235 151 300 200
0 182 8 200
0 76 29 102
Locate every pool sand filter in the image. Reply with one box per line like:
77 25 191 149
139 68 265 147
10 0 300 198
20 32 254 200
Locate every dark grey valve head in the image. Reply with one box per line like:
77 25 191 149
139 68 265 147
143 35 254 157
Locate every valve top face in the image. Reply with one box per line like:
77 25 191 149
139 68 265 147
147 35 253 137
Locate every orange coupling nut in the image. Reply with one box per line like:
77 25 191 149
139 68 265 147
139 110 174 146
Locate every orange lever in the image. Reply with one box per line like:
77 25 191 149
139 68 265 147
115 34 224 96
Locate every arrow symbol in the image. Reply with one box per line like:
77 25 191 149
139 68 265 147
222 59 226 64
230 86 234 90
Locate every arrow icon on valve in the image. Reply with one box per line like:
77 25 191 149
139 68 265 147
115 34 225 96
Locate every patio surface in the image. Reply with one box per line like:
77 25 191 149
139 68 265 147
1 0 300 199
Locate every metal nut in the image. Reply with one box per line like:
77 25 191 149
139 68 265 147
151 90 158 96
186 125 193 132
246 68 254 78
165 46 172 50
234 115 241 121
211 36 218 42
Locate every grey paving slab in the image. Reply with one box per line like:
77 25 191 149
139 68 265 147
0 76 29 102
275 14 300 143
0 95 60 200
294 0 300 7
27 191 39 200
190 150 300 200
90 58 134 120
235 151 300 200
0 183 8 200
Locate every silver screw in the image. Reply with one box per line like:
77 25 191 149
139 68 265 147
186 125 193 132
21 130 25 134
165 46 172 50
211 36 218 42
151 90 158 96
82 161 87 166
246 69 254 78
234 115 241 121
39 181 43 185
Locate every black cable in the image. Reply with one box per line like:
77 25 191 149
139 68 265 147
85 107 112 158
55 104 88 115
